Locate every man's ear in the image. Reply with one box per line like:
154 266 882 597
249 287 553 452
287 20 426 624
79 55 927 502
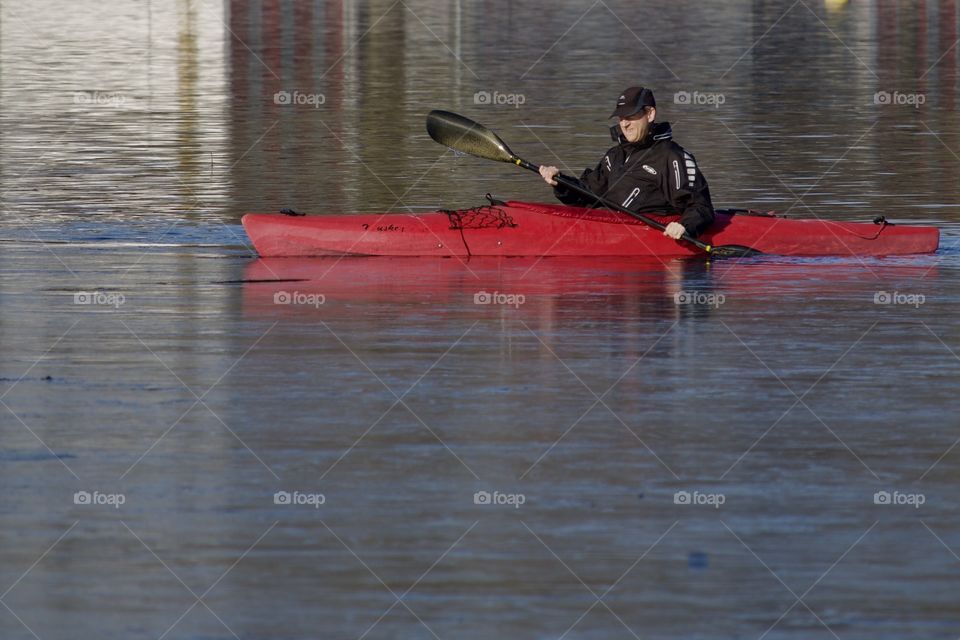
647 107 657 122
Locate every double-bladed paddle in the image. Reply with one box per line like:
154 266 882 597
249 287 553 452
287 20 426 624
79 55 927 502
425 109 761 258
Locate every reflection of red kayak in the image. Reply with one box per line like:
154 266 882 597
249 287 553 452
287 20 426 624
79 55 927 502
242 201 940 257
241 255 939 318
241 256 706 320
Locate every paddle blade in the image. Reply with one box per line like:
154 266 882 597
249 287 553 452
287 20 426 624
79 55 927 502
426 110 515 163
708 245 763 258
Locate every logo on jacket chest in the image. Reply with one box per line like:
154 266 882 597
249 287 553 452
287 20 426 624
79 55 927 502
641 164 657 175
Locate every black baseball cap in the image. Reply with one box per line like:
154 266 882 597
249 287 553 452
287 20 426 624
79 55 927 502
610 86 656 118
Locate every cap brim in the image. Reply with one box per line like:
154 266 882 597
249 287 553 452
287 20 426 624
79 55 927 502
610 106 643 118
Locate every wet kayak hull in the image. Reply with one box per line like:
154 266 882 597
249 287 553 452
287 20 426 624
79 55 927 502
242 201 940 257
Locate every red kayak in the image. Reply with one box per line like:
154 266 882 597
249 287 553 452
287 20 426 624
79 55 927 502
242 200 939 258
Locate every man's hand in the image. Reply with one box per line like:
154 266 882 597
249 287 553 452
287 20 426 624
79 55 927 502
539 165 559 186
663 221 687 240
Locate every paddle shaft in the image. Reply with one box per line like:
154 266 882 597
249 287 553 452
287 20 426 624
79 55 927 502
510 157 713 252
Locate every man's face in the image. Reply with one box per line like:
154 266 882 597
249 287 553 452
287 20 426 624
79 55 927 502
619 107 656 143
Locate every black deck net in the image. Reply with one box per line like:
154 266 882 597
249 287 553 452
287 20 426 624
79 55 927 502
442 205 517 230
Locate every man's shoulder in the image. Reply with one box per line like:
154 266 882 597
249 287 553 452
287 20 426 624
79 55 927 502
657 138 696 159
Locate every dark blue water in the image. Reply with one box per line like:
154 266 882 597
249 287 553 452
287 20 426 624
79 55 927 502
3 1 960 639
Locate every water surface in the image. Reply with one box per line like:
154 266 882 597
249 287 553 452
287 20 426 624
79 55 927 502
2 1 960 638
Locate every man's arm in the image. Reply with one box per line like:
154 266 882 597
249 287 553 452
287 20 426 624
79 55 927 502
663 148 715 237
550 153 613 206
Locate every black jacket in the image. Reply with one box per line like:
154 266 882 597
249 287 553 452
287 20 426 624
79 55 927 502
553 122 715 237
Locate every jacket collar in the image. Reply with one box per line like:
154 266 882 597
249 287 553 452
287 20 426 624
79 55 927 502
625 121 673 150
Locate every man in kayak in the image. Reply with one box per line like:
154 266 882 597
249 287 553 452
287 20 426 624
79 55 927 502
539 86 715 240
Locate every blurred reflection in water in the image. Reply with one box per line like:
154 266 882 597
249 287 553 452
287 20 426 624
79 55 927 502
1 2 960 639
